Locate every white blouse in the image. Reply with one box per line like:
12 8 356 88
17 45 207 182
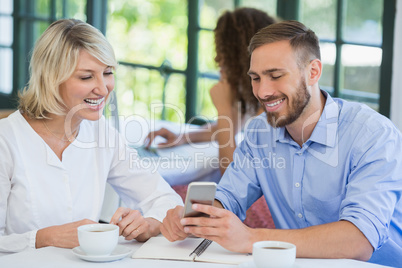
0 111 183 254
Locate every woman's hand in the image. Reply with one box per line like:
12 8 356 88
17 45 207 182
35 219 97 249
144 127 184 148
110 207 160 242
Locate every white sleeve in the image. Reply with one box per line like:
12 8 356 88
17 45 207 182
0 136 37 253
0 230 37 254
106 132 183 222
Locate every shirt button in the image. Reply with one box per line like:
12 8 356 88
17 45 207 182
295 183 300 187
298 213 303 218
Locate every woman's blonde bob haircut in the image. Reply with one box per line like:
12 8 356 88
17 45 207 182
18 19 118 119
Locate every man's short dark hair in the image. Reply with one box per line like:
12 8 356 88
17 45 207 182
248 20 321 69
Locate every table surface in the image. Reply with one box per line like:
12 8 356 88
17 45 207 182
0 237 391 268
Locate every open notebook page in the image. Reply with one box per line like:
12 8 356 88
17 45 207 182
132 236 252 265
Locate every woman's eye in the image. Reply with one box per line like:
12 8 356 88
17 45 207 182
104 72 114 76
252 77 260 81
81 76 92 80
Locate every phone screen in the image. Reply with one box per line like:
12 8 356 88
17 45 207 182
183 182 217 218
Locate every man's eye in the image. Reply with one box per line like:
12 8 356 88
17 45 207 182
272 75 282 80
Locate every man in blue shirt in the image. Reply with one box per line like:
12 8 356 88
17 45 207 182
161 20 402 267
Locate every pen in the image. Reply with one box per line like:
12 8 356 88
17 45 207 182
189 239 212 260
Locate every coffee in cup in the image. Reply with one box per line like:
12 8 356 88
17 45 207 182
253 241 296 268
77 224 119 256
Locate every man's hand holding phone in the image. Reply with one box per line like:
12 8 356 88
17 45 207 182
161 182 254 253
160 182 217 242
179 202 254 253
182 182 217 219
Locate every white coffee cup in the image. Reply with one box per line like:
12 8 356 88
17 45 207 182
77 224 119 256
253 241 296 268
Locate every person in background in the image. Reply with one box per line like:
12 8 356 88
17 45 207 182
160 20 402 267
145 8 277 174
0 19 183 254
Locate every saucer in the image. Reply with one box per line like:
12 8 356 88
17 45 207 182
72 245 132 262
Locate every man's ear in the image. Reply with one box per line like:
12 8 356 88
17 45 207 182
307 59 322 86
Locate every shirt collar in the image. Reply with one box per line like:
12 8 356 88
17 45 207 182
275 90 339 148
276 127 287 143
308 91 339 147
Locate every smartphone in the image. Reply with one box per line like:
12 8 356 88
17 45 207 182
183 182 217 218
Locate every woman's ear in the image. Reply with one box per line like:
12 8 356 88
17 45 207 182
307 59 322 86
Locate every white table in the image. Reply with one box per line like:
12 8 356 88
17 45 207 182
0 237 391 268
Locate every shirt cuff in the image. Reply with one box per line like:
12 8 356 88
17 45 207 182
29 230 38 250
215 191 230 210
340 213 383 251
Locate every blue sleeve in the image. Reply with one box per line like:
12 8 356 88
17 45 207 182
340 124 402 250
215 120 265 221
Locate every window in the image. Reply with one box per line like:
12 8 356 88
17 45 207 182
0 0 13 107
107 0 188 122
107 0 278 123
0 0 87 109
299 0 386 112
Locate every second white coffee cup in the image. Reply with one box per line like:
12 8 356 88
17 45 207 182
77 223 119 256
253 241 296 268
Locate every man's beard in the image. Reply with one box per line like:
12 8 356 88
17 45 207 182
259 77 311 128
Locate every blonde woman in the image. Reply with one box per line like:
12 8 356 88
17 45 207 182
0 19 182 254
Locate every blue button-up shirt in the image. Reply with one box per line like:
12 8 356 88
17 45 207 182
216 91 402 266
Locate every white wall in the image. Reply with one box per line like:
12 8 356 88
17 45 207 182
390 0 402 130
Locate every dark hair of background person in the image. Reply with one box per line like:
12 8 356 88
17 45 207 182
214 7 277 116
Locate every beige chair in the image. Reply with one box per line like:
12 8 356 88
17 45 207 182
0 109 15 119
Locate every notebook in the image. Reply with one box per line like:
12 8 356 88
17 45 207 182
132 236 252 265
